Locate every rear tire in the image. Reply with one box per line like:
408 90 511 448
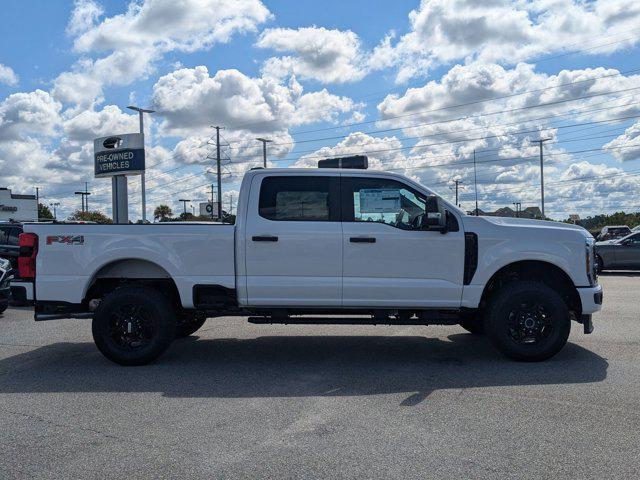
0 301 7 314
485 281 570 362
92 286 176 366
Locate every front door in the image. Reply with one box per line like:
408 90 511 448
340 175 464 308
244 174 343 306
615 233 640 268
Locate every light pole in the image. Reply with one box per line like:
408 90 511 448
473 149 479 216
256 137 273 168
512 202 522 218
127 105 155 223
178 199 191 216
50 202 60 220
536 138 551 219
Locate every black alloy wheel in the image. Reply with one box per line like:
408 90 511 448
92 286 176 366
486 281 570 361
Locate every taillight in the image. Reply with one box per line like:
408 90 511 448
18 233 38 279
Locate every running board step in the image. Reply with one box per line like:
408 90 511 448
248 312 460 326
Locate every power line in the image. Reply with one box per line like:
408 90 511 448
225 95 640 162
283 67 640 137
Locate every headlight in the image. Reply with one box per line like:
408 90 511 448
586 241 597 286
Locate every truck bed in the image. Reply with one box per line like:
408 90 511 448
24 222 236 308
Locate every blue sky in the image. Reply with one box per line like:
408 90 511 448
1 0 640 220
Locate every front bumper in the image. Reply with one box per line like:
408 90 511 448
577 284 603 315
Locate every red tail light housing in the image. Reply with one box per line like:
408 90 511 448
18 233 38 279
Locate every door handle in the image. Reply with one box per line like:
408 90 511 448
252 235 279 242
350 237 376 243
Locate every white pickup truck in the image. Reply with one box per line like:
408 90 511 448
18 164 603 365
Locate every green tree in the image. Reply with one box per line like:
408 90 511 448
154 204 173 222
178 212 195 221
68 210 113 224
38 203 54 221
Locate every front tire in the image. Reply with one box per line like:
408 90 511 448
175 312 207 337
485 281 570 362
92 286 176 366
0 301 7 314
459 313 484 334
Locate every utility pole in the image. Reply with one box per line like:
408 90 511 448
513 202 522 218
229 193 234 215
473 150 479 216
128 105 155 223
178 199 191 216
450 179 462 206
50 202 60 221
256 137 272 168
536 138 551 219
75 188 91 213
210 184 215 220
85 182 89 211
214 126 224 221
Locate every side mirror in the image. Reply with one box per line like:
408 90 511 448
421 196 448 234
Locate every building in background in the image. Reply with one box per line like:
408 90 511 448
0 188 37 222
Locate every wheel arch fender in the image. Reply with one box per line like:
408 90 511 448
477 259 582 314
83 256 183 307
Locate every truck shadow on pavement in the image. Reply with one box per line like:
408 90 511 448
0 334 607 406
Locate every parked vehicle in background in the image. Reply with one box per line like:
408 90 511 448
0 221 33 305
20 163 602 366
0 220 22 270
596 225 631 241
0 258 12 314
595 232 640 272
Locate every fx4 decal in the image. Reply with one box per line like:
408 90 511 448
46 235 85 245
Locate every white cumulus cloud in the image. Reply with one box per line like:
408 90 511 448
0 63 19 86
257 27 368 83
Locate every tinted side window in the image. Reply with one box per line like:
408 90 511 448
0 227 9 244
626 234 640 245
8 227 21 245
259 176 339 221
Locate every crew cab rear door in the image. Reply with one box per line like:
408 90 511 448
244 172 342 306
340 174 464 308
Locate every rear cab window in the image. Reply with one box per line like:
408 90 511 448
258 176 340 221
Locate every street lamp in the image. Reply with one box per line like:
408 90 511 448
512 202 522 218
127 105 155 223
256 137 273 168
49 202 60 220
178 199 191 216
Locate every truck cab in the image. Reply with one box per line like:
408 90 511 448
20 166 603 365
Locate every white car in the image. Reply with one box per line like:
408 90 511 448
19 164 602 365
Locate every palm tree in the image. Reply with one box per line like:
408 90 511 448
154 204 173 222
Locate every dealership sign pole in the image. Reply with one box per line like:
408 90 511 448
94 133 146 224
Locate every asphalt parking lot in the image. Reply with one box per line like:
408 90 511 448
0 274 638 479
